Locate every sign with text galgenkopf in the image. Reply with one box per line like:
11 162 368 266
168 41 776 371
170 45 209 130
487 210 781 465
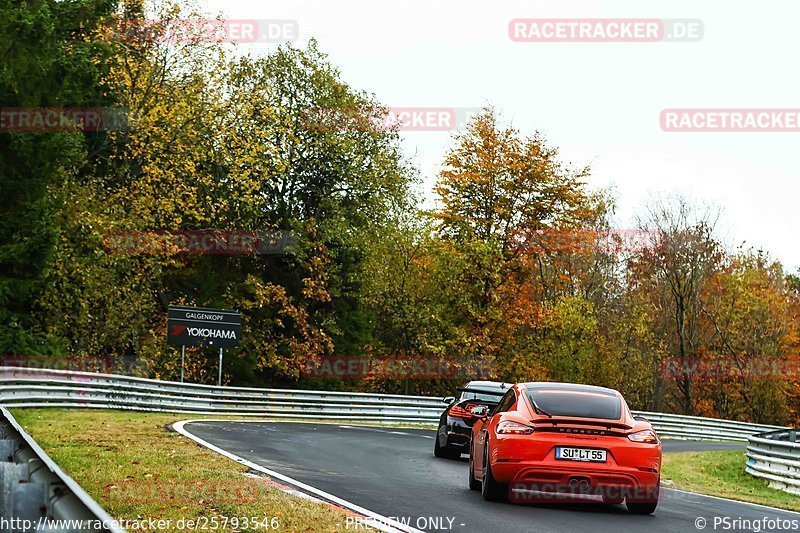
167 306 241 348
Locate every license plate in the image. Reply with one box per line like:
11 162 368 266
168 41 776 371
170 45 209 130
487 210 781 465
555 447 606 462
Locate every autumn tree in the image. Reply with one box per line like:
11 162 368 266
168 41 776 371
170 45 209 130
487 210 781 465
699 252 799 424
431 108 600 380
629 195 723 414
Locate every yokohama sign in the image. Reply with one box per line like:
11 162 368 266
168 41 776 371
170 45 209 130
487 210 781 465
167 306 241 348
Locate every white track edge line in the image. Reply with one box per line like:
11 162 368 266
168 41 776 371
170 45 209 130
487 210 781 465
172 419 425 533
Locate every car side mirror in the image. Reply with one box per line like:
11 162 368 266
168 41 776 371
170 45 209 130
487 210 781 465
470 406 488 418
442 396 456 405
634 415 649 423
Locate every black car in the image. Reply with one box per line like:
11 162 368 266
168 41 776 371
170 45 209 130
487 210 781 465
433 380 508 459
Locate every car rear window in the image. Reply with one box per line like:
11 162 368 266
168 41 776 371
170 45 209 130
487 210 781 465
459 391 502 403
527 389 621 420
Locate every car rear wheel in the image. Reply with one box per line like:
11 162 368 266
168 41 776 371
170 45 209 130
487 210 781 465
626 484 659 514
626 501 658 514
433 434 461 459
481 444 507 502
468 445 480 490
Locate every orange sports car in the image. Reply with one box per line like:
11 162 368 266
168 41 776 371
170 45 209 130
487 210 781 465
469 382 661 514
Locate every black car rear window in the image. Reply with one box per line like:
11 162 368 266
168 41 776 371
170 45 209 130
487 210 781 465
527 389 621 420
459 391 502 403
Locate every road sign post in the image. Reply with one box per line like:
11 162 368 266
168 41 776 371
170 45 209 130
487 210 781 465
218 347 223 387
167 306 241 384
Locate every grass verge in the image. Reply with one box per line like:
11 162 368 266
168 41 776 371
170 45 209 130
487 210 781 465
11 408 363 532
662 450 800 512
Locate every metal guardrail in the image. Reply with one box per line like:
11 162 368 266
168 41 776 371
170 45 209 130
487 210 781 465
747 428 800 495
0 366 786 440
0 406 125 532
634 410 785 442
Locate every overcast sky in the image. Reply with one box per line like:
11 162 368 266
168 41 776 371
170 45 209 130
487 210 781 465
202 0 800 271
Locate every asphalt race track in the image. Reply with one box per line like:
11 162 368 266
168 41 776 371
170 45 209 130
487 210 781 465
182 421 799 532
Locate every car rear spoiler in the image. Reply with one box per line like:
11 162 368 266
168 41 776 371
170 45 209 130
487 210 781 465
533 417 634 430
456 387 506 397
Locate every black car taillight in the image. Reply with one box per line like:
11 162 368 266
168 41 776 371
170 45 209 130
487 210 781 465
449 403 479 419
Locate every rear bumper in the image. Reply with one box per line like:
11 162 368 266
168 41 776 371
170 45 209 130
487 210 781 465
442 425 471 450
501 464 659 502
489 434 661 501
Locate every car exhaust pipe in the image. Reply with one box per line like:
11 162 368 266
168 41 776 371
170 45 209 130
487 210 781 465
568 477 591 493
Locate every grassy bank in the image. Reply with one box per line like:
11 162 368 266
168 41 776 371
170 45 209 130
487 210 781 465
12 409 359 532
662 449 800 512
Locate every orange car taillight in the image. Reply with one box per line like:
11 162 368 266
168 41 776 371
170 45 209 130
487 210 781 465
627 429 658 443
495 420 535 435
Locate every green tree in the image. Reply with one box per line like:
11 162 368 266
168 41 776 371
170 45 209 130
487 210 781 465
0 0 117 353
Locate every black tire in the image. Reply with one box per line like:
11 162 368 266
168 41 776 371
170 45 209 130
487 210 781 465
434 433 460 459
626 501 658 514
626 484 659 514
468 445 481 490
481 443 508 502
